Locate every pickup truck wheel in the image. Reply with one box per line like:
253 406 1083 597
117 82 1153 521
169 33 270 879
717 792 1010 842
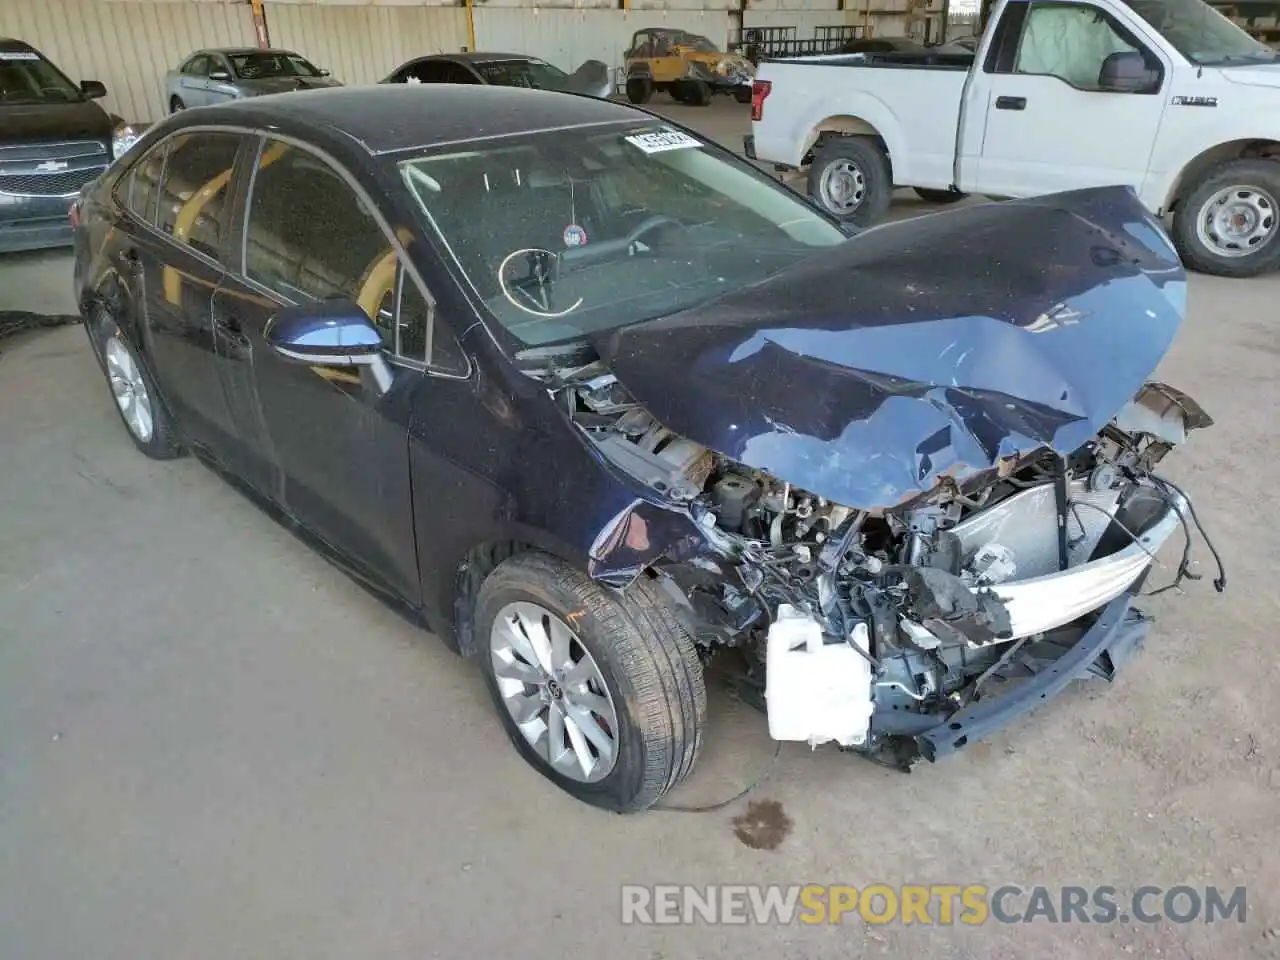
1173 159 1280 277
677 80 711 106
625 78 653 104
475 552 706 813
733 87 753 104
914 187 966 204
808 136 892 226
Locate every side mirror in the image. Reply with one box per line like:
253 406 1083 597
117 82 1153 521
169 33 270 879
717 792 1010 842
1098 51 1160 94
209 69 232 83
80 80 107 99
265 300 393 391
318 68 332 77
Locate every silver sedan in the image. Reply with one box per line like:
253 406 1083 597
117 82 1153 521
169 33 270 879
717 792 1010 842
164 48 341 113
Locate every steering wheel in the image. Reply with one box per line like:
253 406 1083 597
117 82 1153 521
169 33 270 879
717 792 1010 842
625 214 685 249
559 215 687 268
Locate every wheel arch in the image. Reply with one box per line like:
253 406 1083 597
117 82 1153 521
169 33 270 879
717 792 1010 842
803 112 898 182
449 530 588 658
1161 139 1280 213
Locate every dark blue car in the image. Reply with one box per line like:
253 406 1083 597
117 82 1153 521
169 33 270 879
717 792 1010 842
72 85 1218 812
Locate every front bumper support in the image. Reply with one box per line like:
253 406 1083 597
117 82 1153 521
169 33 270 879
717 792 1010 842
873 589 1148 761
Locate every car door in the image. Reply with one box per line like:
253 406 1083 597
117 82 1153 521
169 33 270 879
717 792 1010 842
211 136 427 601
179 54 211 106
974 0 1168 198
116 130 247 456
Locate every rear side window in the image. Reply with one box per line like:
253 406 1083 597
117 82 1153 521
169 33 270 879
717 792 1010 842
154 133 242 260
244 139 394 307
120 140 168 224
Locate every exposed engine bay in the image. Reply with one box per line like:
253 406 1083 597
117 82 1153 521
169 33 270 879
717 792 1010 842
551 363 1225 768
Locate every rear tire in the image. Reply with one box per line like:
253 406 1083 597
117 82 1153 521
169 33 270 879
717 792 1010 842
808 135 892 227
625 77 653 104
1172 158 1280 278
91 309 183 460
169 96 185 113
475 552 706 813
914 187 966 204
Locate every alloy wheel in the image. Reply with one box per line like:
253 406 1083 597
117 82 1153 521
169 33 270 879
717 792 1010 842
104 336 155 443
489 601 619 783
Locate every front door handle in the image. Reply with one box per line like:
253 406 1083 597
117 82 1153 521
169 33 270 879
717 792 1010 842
995 95 1027 111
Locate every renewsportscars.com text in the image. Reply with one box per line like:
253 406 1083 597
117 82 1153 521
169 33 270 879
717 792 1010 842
620 884 1247 926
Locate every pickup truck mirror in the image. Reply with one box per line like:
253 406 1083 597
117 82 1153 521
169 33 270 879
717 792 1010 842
1098 51 1160 94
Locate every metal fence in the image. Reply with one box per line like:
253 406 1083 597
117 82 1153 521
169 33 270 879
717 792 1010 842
729 25 868 62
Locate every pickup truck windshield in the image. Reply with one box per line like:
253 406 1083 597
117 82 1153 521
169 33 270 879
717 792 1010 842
475 60 569 89
1124 0 1276 63
400 124 845 346
230 52 321 79
0 51 82 104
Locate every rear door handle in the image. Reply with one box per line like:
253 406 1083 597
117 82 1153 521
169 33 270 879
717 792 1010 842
995 96 1027 111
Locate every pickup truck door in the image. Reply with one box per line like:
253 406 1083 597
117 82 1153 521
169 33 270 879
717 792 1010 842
966 0 1168 198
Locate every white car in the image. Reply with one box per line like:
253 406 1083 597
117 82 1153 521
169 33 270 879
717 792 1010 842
748 0 1280 277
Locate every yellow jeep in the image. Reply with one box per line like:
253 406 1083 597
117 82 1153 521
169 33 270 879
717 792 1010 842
623 28 755 106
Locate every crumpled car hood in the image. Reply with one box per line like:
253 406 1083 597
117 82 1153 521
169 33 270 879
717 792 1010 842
241 76 342 94
554 60 613 99
598 187 1187 510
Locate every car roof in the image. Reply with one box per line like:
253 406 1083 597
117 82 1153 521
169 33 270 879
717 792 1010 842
0 37 38 51
411 52 539 64
189 84 647 155
192 47 301 57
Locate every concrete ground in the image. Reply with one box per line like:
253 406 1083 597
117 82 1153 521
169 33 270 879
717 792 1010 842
2 98 1279 960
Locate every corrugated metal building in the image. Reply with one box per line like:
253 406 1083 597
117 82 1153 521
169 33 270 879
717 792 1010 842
3 0 932 122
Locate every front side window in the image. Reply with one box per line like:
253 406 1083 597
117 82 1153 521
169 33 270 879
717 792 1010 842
475 60 569 90
182 55 210 76
0 49 82 104
245 140 392 308
1123 0 1275 64
400 123 844 347
155 133 242 260
1014 3 1141 88
230 52 321 79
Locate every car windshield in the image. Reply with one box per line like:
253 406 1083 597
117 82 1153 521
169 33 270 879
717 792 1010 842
400 123 845 347
475 59 569 89
230 52 321 79
1124 0 1276 63
678 33 720 52
0 50 82 104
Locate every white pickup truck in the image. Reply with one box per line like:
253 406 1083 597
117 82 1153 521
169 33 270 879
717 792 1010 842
748 0 1280 276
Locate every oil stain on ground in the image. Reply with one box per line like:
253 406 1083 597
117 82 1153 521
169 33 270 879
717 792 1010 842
731 799 793 850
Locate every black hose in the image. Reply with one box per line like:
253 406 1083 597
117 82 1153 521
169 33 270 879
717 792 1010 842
1150 474 1227 593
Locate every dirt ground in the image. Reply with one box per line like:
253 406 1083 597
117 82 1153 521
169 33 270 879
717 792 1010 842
1 98 1278 959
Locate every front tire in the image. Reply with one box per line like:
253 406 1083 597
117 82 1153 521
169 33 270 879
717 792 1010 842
476 552 706 813
92 310 183 460
1172 158 1280 277
808 135 892 227
625 77 653 104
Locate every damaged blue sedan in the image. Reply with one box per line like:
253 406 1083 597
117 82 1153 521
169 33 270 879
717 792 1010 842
71 85 1222 812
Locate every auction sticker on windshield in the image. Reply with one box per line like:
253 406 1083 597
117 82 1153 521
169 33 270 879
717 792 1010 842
625 130 702 154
